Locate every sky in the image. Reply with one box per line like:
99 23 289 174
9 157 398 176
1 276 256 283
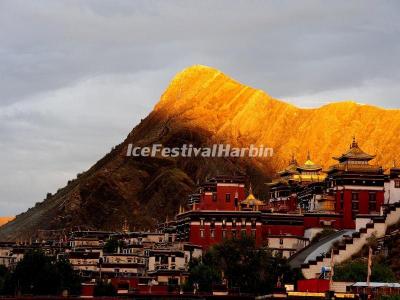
0 1 399 215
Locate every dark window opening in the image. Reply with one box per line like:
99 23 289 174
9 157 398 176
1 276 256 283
212 193 217 202
352 201 359 210
340 192 344 210
210 230 215 238
369 193 377 211
225 193 231 202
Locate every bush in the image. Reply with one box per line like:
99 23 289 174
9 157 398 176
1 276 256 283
0 250 81 296
312 229 336 243
334 259 396 282
186 236 296 295
94 281 117 297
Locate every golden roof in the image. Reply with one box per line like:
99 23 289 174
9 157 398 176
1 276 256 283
278 154 300 176
292 173 327 182
297 152 323 172
241 184 264 206
333 137 375 162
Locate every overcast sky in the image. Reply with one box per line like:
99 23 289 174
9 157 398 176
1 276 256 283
0 1 399 215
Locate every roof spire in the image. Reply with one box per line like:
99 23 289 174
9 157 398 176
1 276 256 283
289 153 297 165
307 151 311 161
351 135 358 148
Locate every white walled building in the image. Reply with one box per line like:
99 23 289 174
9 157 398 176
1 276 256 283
385 167 400 204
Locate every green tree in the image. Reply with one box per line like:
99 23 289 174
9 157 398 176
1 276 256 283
1 250 81 296
312 229 336 243
55 257 82 295
103 238 125 253
187 236 294 295
93 281 117 296
185 258 221 292
0 265 9 294
334 259 396 282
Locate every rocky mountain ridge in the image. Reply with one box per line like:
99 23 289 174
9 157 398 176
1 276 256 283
0 65 399 241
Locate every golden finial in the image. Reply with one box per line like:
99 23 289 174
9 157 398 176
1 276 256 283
351 135 358 148
249 183 253 196
290 153 297 165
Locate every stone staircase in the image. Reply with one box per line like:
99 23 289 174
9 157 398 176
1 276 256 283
301 202 400 279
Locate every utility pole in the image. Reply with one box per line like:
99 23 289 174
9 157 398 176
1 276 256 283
367 247 372 288
329 248 334 290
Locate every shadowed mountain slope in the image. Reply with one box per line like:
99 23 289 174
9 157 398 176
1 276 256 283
1 65 399 241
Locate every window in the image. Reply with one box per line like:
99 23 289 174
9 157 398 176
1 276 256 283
210 219 215 229
251 220 256 229
222 230 226 239
232 230 237 239
200 230 204 238
251 230 256 238
225 193 231 202
222 219 226 228
232 219 236 228
200 218 204 227
352 192 359 211
395 180 400 188
352 201 359 210
241 229 247 237
212 193 217 202
279 238 284 245
369 193 377 211
340 192 344 210
210 230 215 238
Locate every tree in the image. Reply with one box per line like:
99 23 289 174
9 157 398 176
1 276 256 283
311 229 336 243
186 236 295 295
334 259 396 282
55 257 82 295
185 258 221 292
1 250 81 296
0 265 9 294
94 281 117 297
103 238 125 253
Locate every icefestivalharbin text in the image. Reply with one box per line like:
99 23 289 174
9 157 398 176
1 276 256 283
126 144 273 158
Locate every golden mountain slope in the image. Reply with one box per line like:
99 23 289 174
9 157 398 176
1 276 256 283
155 65 400 169
0 65 399 241
0 217 15 227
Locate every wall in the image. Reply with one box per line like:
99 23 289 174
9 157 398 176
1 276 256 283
297 279 330 292
386 180 400 204
189 221 263 249
302 204 400 279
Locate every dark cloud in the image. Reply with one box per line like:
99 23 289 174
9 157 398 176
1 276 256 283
0 0 399 214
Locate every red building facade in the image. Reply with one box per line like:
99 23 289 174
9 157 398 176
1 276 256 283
326 138 385 229
176 176 305 250
173 139 388 250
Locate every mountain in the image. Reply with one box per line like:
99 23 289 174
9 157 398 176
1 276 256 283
0 217 14 228
1 65 400 241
